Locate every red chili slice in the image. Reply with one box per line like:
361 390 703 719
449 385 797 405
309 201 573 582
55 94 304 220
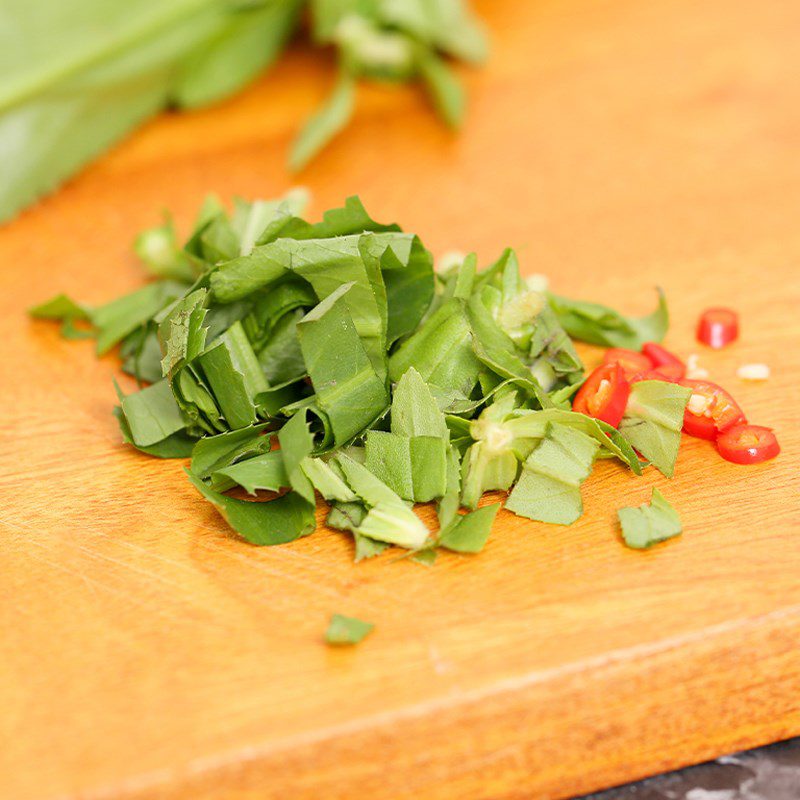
679 379 746 440
717 424 780 464
603 348 652 380
642 342 686 381
573 363 630 428
697 307 739 349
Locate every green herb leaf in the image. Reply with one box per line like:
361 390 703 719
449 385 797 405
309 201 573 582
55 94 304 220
618 488 682 549
113 405 196 459
365 431 448 502
325 613 374 645
290 70 356 171
327 500 366 532
364 367 448 501
187 470 315 546
119 379 188 448
297 283 389 447
210 451 288 496
460 440 518 510
354 532 389 561
197 321 268 430
437 445 462 530
173 365 225 436
466 291 553 409
390 366 448 438
504 408 643 474
619 380 691 478
173 0 302 109
158 288 208 379
439 503 500 553
389 297 481 402
134 217 195 282
301 457 358 502
418 51 465 128
335 453 406 508
29 293 89 321
281 194 400 240
355 501 430 550
189 423 271 480
60 318 95 340
278 410 316 503
549 288 668 349
506 422 599 525
335 453 430 549
91 281 184 355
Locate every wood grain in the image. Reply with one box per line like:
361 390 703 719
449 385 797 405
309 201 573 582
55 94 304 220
1 1 800 798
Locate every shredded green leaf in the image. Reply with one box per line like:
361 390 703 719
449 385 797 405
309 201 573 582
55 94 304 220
549 289 668 350
618 488 682 549
438 504 500 553
32 191 692 564
619 380 691 478
505 422 599 525
325 613 374 645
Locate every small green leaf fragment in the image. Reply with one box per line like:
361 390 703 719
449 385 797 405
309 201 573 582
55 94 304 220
92 281 184 355
356 501 430 550
290 72 355 171
364 432 447 503
325 613 374 646
197 321 267 429
354 533 389 561
327 501 367 533
158 288 208 378
29 293 89 320
506 472 582 525
410 548 438 566
437 445 462 530
618 488 682 549
121 379 187 447
365 431 414 498
390 366 448 438
113 406 195 459
389 297 482 402
297 282 389 446
60 318 95 340
619 380 691 478
549 288 668 349
135 219 195 282
418 51 465 128
302 457 358 502
190 424 270 479
505 423 599 525
439 503 500 553
211 451 288 496
278 410 316 503
186 470 315 546
335 453 403 508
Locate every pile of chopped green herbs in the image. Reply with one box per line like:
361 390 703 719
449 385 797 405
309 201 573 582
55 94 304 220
31 192 688 560
1 0 486 221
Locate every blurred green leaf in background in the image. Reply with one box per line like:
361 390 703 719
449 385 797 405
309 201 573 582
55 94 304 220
0 0 487 222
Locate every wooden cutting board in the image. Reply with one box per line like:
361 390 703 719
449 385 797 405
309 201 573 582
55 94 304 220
1 1 799 798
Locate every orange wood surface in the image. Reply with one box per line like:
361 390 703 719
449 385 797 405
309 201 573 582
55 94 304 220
1 1 800 798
